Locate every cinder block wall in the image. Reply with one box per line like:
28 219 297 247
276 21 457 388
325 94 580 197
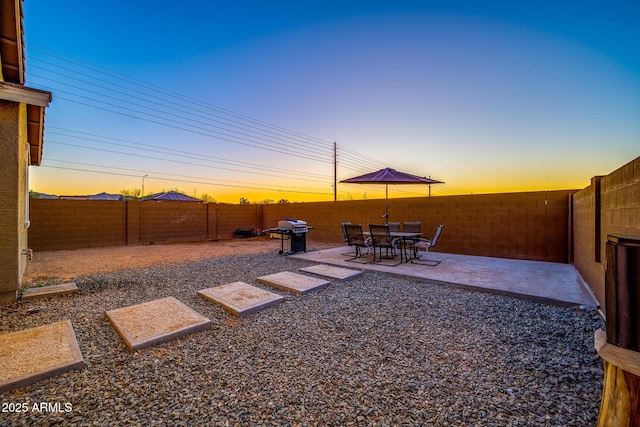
29 190 573 263
601 157 640 242
139 201 207 244
573 156 640 311
573 179 602 304
213 204 263 240
126 200 140 245
264 190 574 263
29 199 127 251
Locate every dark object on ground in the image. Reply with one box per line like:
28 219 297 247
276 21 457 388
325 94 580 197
234 228 254 238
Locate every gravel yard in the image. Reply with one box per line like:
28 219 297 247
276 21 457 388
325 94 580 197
2 250 604 426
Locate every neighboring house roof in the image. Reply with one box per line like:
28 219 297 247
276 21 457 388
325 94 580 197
90 192 124 201
140 191 202 202
59 193 124 201
34 192 58 199
0 0 51 166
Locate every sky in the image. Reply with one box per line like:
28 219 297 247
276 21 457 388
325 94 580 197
23 1 640 203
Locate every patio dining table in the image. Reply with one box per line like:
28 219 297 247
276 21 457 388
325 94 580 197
364 231 422 264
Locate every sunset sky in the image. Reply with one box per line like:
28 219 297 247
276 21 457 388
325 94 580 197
24 1 640 203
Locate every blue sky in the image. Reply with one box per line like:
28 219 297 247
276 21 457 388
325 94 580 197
24 1 640 202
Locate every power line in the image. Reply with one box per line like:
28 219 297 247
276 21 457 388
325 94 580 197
27 44 394 173
40 164 332 196
28 44 335 148
48 88 334 165
29 66 333 160
26 43 441 195
338 146 389 170
45 158 329 193
27 49 335 155
46 140 332 185
47 127 328 180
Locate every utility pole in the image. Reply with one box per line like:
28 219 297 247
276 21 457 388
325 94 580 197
334 142 337 202
142 174 148 198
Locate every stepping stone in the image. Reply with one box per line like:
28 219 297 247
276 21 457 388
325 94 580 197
256 271 330 295
197 282 285 317
20 282 78 301
106 297 211 351
299 264 363 280
0 320 84 393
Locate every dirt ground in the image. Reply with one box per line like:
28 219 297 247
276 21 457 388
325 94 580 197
23 237 337 286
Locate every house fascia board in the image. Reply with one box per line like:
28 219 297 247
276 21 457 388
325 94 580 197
0 82 51 166
0 81 51 107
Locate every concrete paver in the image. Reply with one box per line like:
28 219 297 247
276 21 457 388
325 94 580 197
299 264 363 280
256 271 330 295
106 297 211 351
197 282 285 316
0 320 84 393
20 282 78 301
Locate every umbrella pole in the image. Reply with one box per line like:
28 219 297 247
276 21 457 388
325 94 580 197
385 184 389 224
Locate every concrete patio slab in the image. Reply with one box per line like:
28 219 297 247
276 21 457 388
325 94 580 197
20 282 78 301
256 271 330 295
0 320 84 393
197 282 285 316
299 264 363 280
106 297 211 351
292 247 599 307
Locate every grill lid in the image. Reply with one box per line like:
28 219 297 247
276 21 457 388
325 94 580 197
278 219 307 230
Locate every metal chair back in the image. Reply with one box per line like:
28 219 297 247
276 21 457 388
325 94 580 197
344 224 371 260
369 224 393 248
429 224 445 249
387 222 401 232
345 224 366 246
340 221 352 242
402 221 421 234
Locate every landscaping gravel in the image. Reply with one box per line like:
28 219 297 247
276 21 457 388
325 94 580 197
1 251 604 426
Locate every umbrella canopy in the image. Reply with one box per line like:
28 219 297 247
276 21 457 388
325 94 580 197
341 168 442 185
340 168 443 222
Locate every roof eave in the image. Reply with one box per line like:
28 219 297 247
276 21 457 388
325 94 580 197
0 0 25 84
0 82 52 166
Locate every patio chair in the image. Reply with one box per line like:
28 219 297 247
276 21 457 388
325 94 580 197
344 224 372 261
385 222 402 254
402 221 421 234
369 224 402 265
341 222 351 241
410 224 445 266
402 221 422 250
387 222 401 232
340 221 353 256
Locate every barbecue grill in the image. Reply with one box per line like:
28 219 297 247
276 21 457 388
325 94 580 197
269 219 312 254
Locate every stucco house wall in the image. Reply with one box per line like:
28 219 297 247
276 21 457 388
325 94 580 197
0 101 28 303
0 0 51 303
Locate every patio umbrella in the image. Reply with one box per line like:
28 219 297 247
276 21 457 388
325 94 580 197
340 167 443 222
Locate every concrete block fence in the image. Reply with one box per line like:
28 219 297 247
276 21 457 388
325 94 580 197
573 156 640 313
29 190 574 264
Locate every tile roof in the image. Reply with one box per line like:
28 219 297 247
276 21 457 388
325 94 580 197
140 191 202 202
